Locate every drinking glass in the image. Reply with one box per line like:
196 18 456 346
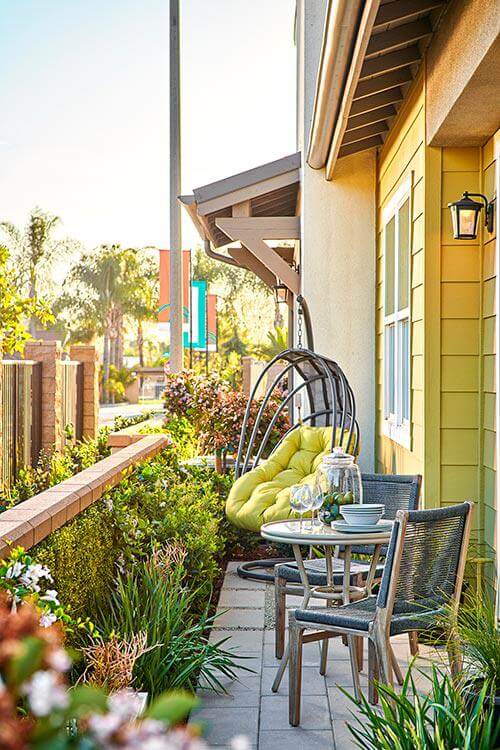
310 488 325 526
289 484 312 532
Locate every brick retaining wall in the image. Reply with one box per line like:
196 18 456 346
0 434 168 556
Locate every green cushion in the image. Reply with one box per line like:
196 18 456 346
226 426 355 532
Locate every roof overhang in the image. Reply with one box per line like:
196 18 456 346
180 153 301 297
308 0 448 179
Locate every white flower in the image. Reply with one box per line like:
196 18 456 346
108 690 144 720
6 561 24 579
40 589 60 605
88 711 123 741
230 736 251 750
40 612 58 628
23 670 68 716
47 648 72 672
20 563 53 592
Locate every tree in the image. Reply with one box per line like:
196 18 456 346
126 251 159 367
0 208 77 336
0 245 53 354
57 245 140 403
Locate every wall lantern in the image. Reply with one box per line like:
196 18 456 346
273 283 289 304
448 191 495 240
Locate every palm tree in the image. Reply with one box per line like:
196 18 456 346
251 326 288 361
57 245 140 403
0 208 76 336
126 251 159 367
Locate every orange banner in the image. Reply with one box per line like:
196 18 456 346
158 249 191 323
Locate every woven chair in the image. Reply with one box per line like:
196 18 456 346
287 502 473 726
274 473 422 662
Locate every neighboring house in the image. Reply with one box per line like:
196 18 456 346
182 0 499 569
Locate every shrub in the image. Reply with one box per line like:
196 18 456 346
113 410 154 431
163 369 289 456
0 430 110 510
34 502 118 621
97 545 244 697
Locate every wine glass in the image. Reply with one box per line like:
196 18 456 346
310 487 325 526
289 484 312 532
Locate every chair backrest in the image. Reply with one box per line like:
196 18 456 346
351 473 422 555
377 502 473 618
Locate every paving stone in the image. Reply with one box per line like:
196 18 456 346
263 627 287 646
209 628 263 653
215 607 265 629
324 661 369 689
259 729 334 750
223 571 268 591
260 694 332 731
197 671 261 707
218 588 266 608
261 666 326 696
190 706 259 746
263 641 322 668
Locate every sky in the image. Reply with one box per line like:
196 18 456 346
0 0 297 252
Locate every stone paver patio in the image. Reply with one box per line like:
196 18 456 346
192 562 441 749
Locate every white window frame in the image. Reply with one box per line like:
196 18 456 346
383 175 412 449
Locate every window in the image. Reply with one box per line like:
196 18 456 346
383 176 411 448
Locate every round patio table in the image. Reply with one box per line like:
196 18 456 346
260 518 393 692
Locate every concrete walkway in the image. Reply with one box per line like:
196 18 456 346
192 562 441 749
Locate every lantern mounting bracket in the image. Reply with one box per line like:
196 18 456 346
464 192 495 234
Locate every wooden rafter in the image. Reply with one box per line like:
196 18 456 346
227 247 277 288
346 104 397 131
365 18 432 58
373 0 444 28
359 45 421 80
216 216 300 295
343 120 389 145
354 67 412 99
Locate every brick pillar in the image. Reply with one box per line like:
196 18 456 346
70 345 99 439
24 341 63 452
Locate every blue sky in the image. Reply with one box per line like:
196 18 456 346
0 0 296 250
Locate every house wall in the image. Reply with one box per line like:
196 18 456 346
301 153 377 472
298 0 376 472
375 74 425 480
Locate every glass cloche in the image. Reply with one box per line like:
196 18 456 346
314 448 363 524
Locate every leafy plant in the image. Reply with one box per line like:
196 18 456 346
0 592 204 750
113 410 154 432
0 244 53 354
444 592 500 694
97 545 246 697
251 326 288 361
0 431 110 510
346 664 499 749
82 632 151 693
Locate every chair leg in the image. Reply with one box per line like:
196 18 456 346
389 644 404 686
408 631 419 656
347 635 362 702
356 636 364 672
368 638 378 705
289 614 303 727
274 574 286 659
373 629 393 690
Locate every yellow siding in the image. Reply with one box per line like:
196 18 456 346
439 146 481 528
375 74 424 478
481 137 497 552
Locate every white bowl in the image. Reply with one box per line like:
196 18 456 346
340 504 384 526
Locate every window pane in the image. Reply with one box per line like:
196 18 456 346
399 318 410 422
398 198 410 311
385 217 395 315
385 324 395 416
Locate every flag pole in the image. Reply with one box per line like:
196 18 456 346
169 0 183 372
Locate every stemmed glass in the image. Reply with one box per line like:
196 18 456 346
310 488 325 527
289 485 312 532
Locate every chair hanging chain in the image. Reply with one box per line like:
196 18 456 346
297 299 303 349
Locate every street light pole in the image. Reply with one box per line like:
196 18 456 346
169 0 183 372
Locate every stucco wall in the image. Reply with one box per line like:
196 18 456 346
426 0 500 146
301 151 376 472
